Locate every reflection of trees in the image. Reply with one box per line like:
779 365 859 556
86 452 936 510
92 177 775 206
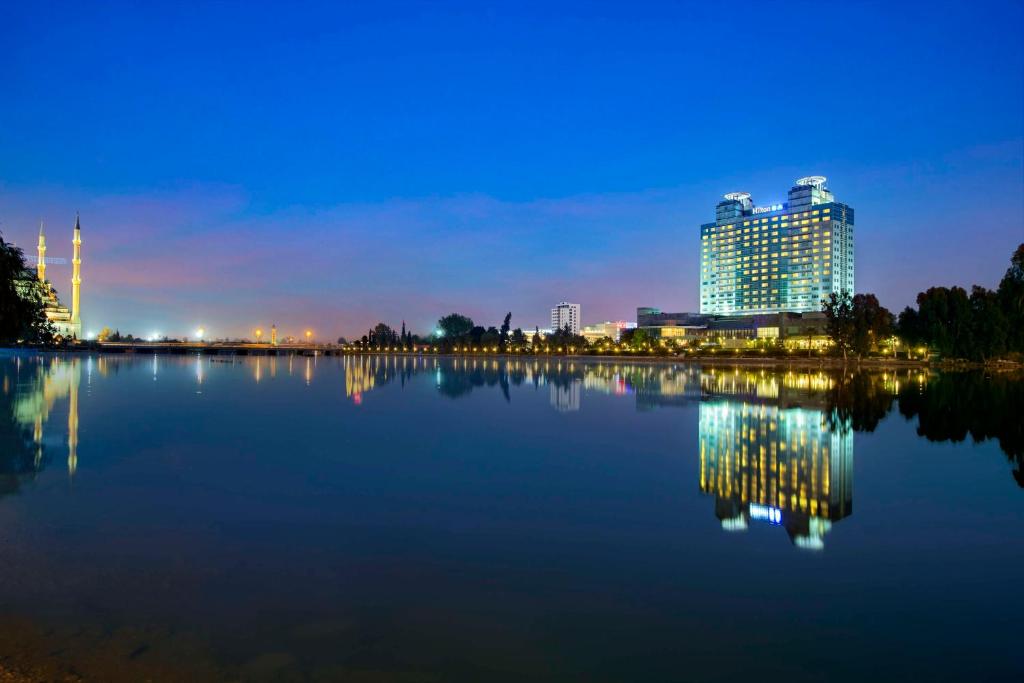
825 371 896 433
339 358 1024 487
0 389 43 498
436 360 511 401
896 372 1024 487
0 359 54 498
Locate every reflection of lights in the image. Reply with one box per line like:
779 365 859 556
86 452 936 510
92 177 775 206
721 516 748 532
749 504 783 525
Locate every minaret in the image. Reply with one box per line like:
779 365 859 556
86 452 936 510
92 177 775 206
71 214 82 328
271 324 278 346
37 221 47 283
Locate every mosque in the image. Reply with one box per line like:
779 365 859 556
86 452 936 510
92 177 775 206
35 214 83 340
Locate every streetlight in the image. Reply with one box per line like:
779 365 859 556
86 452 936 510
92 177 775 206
195 327 205 341
255 328 263 343
305 329 313 344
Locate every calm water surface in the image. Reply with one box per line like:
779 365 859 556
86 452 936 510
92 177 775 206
0 351 1021 682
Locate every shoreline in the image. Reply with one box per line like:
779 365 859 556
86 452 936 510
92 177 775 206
5 346 1021 371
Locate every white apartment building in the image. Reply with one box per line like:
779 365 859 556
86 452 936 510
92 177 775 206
551 302 581 335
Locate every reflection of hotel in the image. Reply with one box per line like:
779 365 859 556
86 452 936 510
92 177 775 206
699 400 853 550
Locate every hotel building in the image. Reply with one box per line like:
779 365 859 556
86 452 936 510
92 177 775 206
700 176 854 315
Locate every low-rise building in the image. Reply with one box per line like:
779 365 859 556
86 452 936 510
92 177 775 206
580 321 636 343
633 306 830 349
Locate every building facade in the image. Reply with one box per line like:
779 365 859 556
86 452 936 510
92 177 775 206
580 320 635 343
550 302 581 335
700 176 854 315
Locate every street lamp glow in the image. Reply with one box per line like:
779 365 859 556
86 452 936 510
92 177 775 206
195 327 205 341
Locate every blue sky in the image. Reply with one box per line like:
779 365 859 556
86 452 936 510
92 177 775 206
1 1 1022 339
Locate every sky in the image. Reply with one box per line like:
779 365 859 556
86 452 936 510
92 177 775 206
1 0 1022 340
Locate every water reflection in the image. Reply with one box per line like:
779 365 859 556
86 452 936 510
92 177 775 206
699 402 853 549
2 353 1020 521
1 354 82 494
0 352 1020 680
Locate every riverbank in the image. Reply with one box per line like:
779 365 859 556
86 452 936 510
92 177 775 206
4 345 1021 372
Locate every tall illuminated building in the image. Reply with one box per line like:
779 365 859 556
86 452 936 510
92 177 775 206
700 176 854 315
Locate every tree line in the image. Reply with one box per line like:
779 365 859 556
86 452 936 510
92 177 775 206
823 243 1023 361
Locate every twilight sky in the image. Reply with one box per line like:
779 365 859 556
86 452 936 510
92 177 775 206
1 1 1022 340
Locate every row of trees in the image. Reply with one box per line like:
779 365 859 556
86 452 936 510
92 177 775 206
822 244 1024 362
895 246 1023 361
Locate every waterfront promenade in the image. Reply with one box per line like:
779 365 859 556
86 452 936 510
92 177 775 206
6 341 955 370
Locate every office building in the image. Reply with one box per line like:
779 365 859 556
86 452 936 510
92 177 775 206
700 176 854 315
551 302 581 335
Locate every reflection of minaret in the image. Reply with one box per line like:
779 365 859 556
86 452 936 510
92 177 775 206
71 214 82 333
36 221 47 283
67 359 80 478
33 413 43 469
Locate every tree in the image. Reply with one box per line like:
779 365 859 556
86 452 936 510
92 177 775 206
480 326 501 350
997 243 1024 353
0 233 53 344
511 327 526 348
630 328 652 351
370 322 398 348
532 326 541 348
438 313 474 340
499 312 512 349
822 291 855 362
850 293 893 357
897 306 922 351
969 286 1008 362
915 286 973 358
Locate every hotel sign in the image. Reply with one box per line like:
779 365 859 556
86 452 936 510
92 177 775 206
752 203 784 214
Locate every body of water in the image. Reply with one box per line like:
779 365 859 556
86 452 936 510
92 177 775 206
0 352 1021 681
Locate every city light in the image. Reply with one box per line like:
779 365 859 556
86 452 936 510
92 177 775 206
195 327 205 341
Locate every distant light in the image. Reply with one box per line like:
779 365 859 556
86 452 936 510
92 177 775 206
150 332 160 342
86 330 96 340
195 327 205 340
